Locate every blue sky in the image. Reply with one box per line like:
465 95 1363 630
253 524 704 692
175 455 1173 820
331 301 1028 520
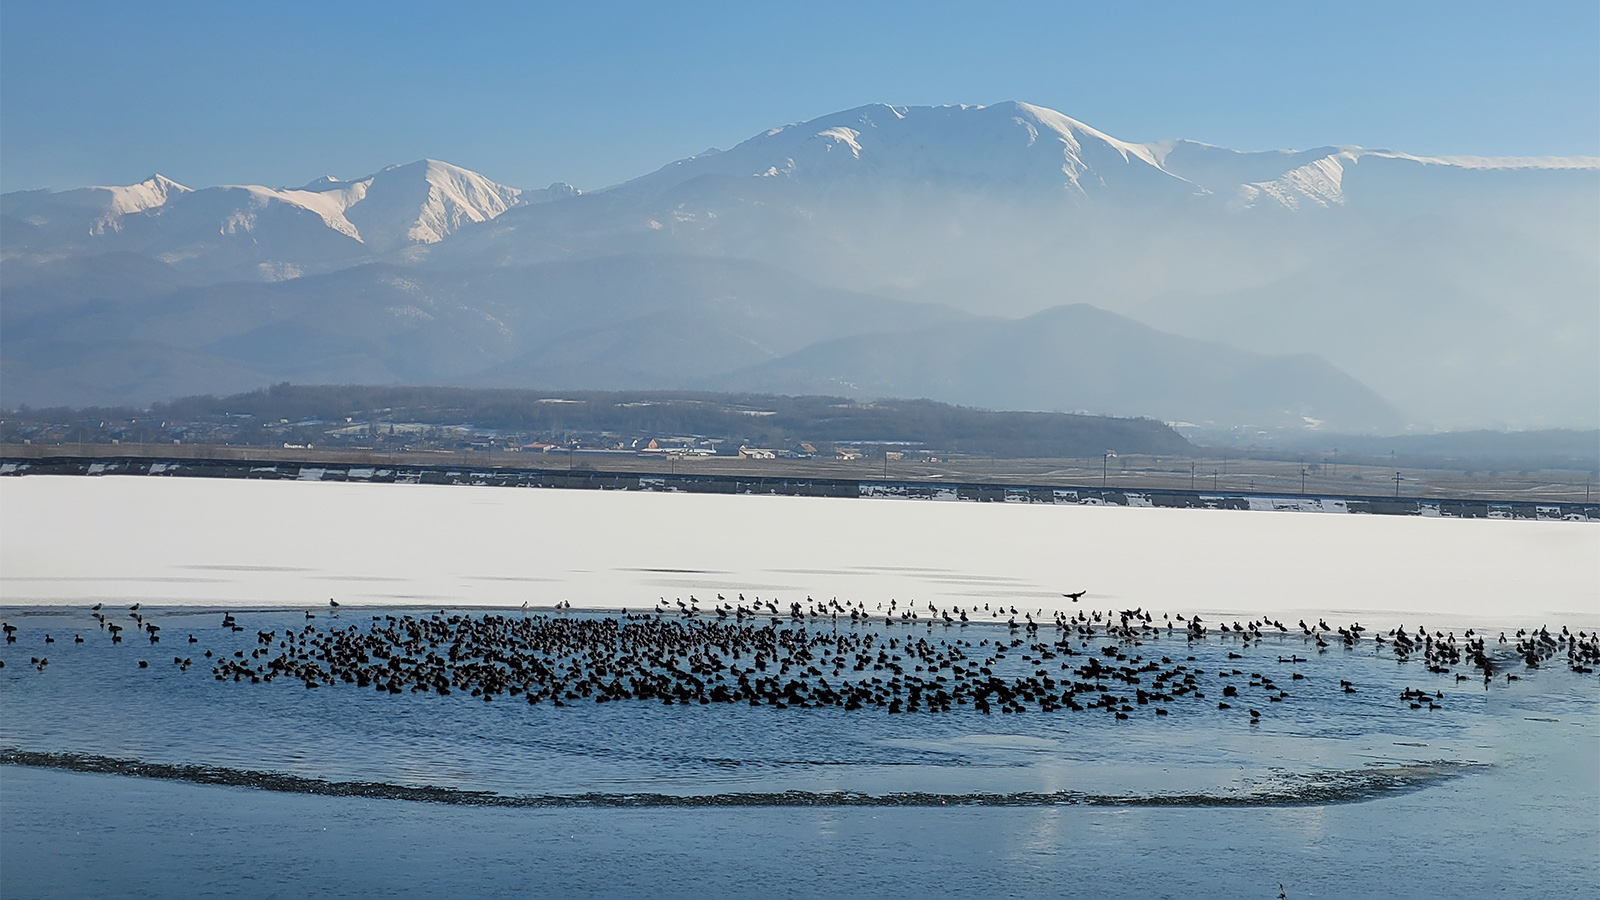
2 0 1596 192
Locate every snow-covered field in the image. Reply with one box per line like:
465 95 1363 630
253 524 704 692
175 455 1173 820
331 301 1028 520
2 476 1594 630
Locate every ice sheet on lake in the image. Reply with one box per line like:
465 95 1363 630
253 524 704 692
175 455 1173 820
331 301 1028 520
1 475 1595 630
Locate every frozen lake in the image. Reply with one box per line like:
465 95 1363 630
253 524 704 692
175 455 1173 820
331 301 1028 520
2 475 1595 630
3 474 1597 899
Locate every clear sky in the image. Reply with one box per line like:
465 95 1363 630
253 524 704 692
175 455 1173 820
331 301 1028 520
2 0 1596 193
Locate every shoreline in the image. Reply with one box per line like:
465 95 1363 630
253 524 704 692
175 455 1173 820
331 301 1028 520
3 603 1597 637
5 453 1597 522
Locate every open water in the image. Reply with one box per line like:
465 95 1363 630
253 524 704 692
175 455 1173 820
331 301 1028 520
2 604 1596 899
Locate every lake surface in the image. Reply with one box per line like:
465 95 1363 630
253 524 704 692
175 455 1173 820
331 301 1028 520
2 477 1597 898
3 476 1596 629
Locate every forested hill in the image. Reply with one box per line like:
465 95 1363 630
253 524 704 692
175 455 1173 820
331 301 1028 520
10 384 1194 459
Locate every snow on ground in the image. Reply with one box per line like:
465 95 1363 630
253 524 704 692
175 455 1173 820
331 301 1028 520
2 476 1594 631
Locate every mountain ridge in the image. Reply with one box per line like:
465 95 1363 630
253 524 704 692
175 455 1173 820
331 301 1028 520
10 101 1591 265
704 303 1404 433
1 159 565 281
0 251 1398 434
3 101 1594 431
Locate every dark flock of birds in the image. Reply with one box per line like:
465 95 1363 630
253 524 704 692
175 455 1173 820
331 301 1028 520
5 594 1595 724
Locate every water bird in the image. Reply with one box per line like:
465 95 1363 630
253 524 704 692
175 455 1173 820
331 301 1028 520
152 600 1593 739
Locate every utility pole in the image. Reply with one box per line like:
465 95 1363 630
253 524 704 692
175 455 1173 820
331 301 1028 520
1394 471 1402 498
1103 451 1115 489
1190 461 1196 491
1301 467 1308 494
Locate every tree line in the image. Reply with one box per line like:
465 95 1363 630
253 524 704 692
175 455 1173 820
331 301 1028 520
6 383 1195 459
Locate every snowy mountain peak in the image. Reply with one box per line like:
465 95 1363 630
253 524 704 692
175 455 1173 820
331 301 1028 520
0 173 193 238
0 160 527 267
527 182 581 203
615 101 1199 201
1145 139 1600 210
270 159 525 246
610 101 1600 211
101 173 192 216
332 158 525 246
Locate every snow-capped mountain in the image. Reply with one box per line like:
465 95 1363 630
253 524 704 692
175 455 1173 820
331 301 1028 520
1 160 562 280
5 102 1591 282
614 101 1197 202
2 101 1595 431
291 159 528 249
1 174 192 240
612 101 1593 211
1145 139 1597 211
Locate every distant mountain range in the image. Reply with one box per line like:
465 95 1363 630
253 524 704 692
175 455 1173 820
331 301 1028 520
3 101 1595 433
2 159 576 280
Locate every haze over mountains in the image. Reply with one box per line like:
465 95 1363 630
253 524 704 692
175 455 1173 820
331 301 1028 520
3 101 1594 435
